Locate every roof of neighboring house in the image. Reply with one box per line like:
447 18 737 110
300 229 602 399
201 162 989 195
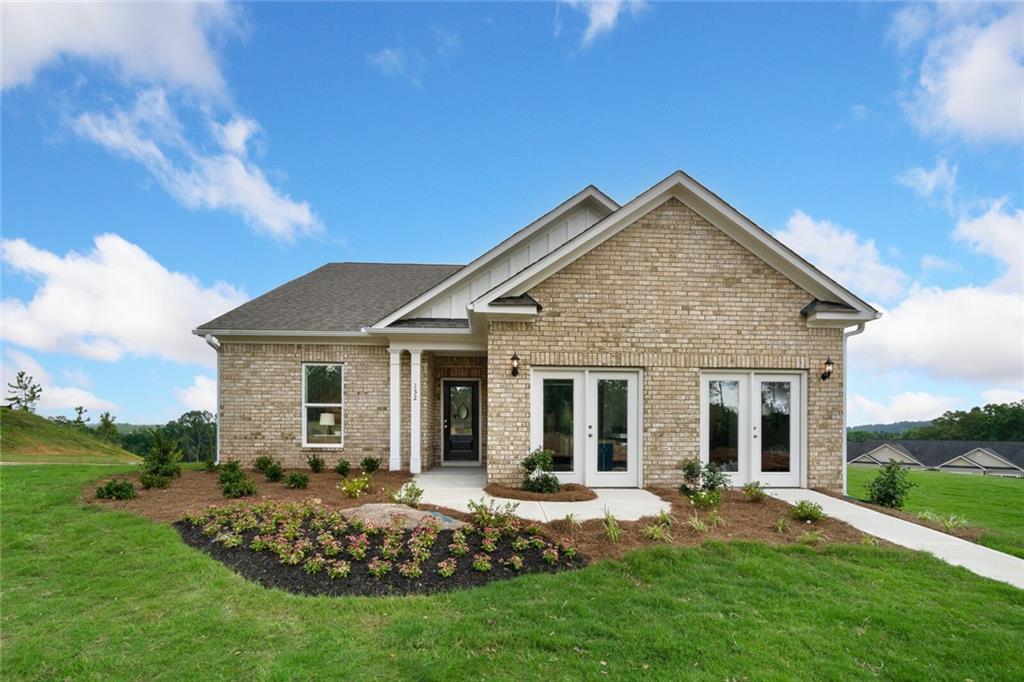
847 440 1024 469
196 263 463 333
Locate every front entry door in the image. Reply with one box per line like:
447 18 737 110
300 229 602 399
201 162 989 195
531 369 640 487
443 380 479 462
701 372 803 487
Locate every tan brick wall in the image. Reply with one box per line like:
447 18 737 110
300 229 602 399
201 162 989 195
486 197 845 491
218 342 390 468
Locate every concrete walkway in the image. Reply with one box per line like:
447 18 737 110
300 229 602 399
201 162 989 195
768 489 1024 589
415 468 671 522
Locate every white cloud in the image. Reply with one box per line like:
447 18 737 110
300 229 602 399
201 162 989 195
3 349 115 412
774 210 908 301
850 391 960 424
1 1 241 94
849 104 870 120
367 47 420 86
1 234 247 367
897 158 958 200
952 199 1023 292
920 254 958 272
852 284 1021 383
176 374 217 413
891 5 1023 142
562 1 647 48
74 89 321 241
430 26 461 60
982 387 1024 405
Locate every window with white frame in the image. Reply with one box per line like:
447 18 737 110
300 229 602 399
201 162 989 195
302 363 344 447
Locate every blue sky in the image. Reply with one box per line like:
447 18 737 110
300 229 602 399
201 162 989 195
2 2 1021 425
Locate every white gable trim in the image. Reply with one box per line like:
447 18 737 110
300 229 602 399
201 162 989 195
371 186 619 328
942 448 1023 471
470 171 880 319
861 444 925 467
937 454 986 470
849 453 881 464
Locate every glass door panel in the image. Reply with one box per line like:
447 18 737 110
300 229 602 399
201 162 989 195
596 379 629 473
753 375 800 486
585 371 638 487
707 379 741 473
543 379 575 472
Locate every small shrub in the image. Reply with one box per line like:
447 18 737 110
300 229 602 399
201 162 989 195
367 557 392 578
140 473 172 489
285 472 309 489
741 481 766 502
706 510 725 527
774 516 790 533
204 459 219 473
334 460 351 477
691 489 721 510
95 479 136 500
303 555 326 574
797 530 826 546
541 546 559 564
941 514 968 532
643 523 673 543
218 460 257 498
860 534 880 546
338 474 372 498
655 510 676 527
399 561 423 579
917 510 941 524
472 553 492 572
390 481 424 507
141 430 182 483
263 460 284 482
360 457 382 475
327 560 351 579
558 538 578 559
602 507 621 543
253 455 274 475
466 498 520 530
437 558 457 577
306 453 325 473
686 512 709 534
679 457 728 496
504 554 525 571
789 500 826 523
521 447 560 493
563 513 582 530
867 461 917 509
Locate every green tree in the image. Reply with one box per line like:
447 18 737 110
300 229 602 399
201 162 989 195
6 372 42 412
96 412 118 443
72 406 90 430
906 401 1024 441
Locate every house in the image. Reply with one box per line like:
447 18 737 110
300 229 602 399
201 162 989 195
194 171 880 492
848 440 1024 477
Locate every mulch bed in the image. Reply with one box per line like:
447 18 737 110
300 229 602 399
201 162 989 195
84 468 413 523
483 482 597 502
175 503 587 597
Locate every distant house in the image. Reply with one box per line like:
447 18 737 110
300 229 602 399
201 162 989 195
847 440 1024 478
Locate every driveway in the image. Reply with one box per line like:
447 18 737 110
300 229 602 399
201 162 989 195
768 489 1024 589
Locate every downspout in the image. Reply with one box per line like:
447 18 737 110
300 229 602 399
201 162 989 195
841 323 866 496
204 335 221 464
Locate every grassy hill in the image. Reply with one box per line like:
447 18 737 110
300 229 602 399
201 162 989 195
0 408 142 464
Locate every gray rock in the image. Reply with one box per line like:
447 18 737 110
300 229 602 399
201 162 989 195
343 503 466 530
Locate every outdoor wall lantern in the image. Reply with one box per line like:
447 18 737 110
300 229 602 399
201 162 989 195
820 357 834 381
511 353 520 377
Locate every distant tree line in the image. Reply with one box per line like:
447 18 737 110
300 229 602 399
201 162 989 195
5 371 216 462
848 401 1024 442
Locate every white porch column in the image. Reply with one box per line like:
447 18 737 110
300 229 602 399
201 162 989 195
409 350 422 474
388 348 402 471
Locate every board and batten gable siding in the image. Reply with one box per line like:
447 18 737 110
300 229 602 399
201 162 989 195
409 205 601 319
218 342 392 467
486 197 846 491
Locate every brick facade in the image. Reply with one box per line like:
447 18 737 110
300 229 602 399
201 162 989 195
486 197 845 491
218 342 391 468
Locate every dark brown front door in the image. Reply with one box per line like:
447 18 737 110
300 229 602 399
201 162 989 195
443 380 479 462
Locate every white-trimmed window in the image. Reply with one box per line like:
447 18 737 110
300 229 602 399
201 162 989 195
302 363 344 447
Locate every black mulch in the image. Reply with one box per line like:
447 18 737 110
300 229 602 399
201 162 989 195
175 522 589 597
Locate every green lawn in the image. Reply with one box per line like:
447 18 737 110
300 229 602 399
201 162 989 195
0 408 142 464
2 465 1023 681
847 466 1024 558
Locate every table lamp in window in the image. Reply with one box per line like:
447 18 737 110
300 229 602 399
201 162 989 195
319 412 336 435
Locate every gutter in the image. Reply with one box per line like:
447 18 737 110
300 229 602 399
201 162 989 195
841 323 867 495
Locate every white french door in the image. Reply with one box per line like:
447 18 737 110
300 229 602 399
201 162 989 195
530 369 640 487
700 372 803 488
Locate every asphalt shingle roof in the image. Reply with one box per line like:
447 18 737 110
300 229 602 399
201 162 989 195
197 263 463 333
847 440 1024 469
